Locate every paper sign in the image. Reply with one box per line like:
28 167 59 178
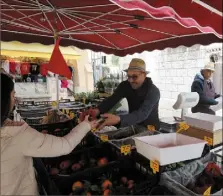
176 122 190 133
150 160 159 174
91 128 97 132
62 109 65 114
100 134 108 142
66 109 70 114
120 145 131 155
69 112 75 119
147 125 155 131
204 136 213 146
203 186 211 196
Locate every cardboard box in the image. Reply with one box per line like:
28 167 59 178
184 113 222 132
133 133 206 166
180 126 222 146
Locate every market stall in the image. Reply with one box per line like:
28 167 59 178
1 0 222 195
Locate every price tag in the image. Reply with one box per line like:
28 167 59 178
150 160 159 174
203 186 211 196
66 109 70 114
204 136 213 146
120 145 131 155
91 128 97 132
100 134 108 142
52 101 57 107
69 112 75 119
147 125 155 131
176 122 190 133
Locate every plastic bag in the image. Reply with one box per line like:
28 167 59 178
160 153 222 196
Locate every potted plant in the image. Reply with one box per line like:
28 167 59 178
79 92 87 104
104 81 113 94
96 80 105 93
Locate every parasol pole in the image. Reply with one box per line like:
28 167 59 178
53 32 60 109
192 0 222 17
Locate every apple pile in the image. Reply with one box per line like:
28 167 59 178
49 157 109 176
186 162 223 194
69 176 135 195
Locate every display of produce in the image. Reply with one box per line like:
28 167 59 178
186 162 223 194
43 143 116 176
16 98 222 196
40 109 71 124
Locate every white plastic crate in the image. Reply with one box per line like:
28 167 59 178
133 133 206 166
184 112 222 132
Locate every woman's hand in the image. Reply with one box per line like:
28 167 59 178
84 115 98 129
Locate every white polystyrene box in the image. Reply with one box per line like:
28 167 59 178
184 112 222 132
133 133 206 166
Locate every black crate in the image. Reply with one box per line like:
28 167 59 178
149 185 174 195
19 111 46 118
52 158 158 195
59 99 71 103
75 132 99 151
132 150 207 176
33 158 60 195
30 118 77 137
34 101 53 106
24 117 43 124
43 143 117 177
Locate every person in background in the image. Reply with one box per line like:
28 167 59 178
0 73 98 195
191 62 220 115
30 63 40 82
92 58 160 130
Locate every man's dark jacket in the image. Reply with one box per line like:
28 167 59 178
98 77 160 129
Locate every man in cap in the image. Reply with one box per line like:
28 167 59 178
93 58 160 130
191 62 220 115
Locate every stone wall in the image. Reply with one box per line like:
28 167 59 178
105 43 222 118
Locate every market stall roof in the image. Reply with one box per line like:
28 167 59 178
1 41 80 60
1 0 222 57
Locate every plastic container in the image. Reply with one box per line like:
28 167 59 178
184 113 222 132
52 158 158 195
133 133 206 166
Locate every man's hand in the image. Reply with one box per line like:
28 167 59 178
97 113 120 130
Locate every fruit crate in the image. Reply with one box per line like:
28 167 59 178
43 142 118 178
160 153 223 196
30 118 77 137
132 150 204 176
23 117 43 125
19 111 46 118
95 125 152 141
33 158 60 195
52 158 159 195
34 101 53 106
75 132 99 151
109 129 160 156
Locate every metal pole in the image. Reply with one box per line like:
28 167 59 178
53 34 60 108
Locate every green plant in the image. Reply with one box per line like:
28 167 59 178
79 92 87 99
